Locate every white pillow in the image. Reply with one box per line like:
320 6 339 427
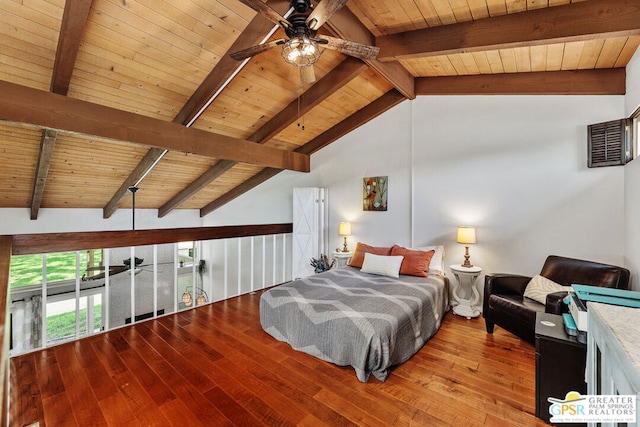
417 245 445 274
361 253 404 278
524 275 573 304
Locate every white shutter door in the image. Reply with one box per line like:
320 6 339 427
292 188 319 279
318 188 328 257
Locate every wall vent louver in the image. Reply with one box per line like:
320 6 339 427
588 119 632 168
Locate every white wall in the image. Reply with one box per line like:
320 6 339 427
205 103 415 251
413 95 626 277
208 94 627 291
624 48 640 290
0 207 203 234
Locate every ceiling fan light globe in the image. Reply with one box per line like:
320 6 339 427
282 37 321 66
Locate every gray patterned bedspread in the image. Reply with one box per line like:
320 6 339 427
260 266 449 382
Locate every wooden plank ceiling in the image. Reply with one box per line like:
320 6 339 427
0 0 638 219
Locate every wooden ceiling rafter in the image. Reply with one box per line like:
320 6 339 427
30 129 58 220
158 57 368 217
50 0 93 95
102 147 167 219
324 5 416 99
376 0 640 61
30 0 93 220
416 69 627 95
0 80 310 172
200 88 406 216
102 0 293 219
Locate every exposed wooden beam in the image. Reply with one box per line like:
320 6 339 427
415 69 626 95
157 159 236 218
377 0 640 61
10 224 292 256
160 58 367 218
50 0 93 95
0 80 310 173
325 6 415 99
297 89 406 155
200 168 282 217
30 0 93 220
30 129 57 220
103 148 167 219
103 0 292 218
246 57 368 143
173 0 291 127
199 89 406 216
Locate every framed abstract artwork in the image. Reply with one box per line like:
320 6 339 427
363 176 388 211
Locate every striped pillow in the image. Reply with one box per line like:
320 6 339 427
524 275 573 304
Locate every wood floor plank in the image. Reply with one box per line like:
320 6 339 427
40 392 76 427
214 357 308 426
10 355 44 427
73 339 121 402
54 342 108 426
9 290 551 426
160 322 305 427
95 331 174 426
33 349 65 400
131 322 217 393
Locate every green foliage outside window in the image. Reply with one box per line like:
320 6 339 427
10 250 102 288
47 304 103 343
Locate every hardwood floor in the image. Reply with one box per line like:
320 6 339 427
9 290 549 426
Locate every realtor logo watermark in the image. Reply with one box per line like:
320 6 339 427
548 391 636 423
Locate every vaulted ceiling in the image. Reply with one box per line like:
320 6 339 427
1 0 639 220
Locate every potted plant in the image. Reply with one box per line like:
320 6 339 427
310 254 335 273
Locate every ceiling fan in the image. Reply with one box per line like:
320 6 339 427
230 0 379 84
82 257 148 281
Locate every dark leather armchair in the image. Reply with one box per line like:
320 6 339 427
483 255 630 343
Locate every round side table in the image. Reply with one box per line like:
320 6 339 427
332 251 353 268
449 264 482 319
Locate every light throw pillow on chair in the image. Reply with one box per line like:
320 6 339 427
360 253 404 278
524 274 573 304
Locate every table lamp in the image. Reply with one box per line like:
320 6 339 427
339 222 352 252
457 226 477 267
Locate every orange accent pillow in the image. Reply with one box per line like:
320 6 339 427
390 245 435 277
348 242 392 268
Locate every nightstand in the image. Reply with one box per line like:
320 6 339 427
535 312 586 425
332 251 353 268
449 264 482 318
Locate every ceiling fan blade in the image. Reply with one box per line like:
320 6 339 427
300 65 316 85
317 35 380 60
306 0 349 30
230 39 287 61
237 0 290 27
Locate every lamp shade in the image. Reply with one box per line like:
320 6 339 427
339 222 352 236
457 226 477 244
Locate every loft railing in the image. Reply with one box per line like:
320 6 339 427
0 223 293 423
0 236 11 424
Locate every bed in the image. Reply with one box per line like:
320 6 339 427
260 245 449 382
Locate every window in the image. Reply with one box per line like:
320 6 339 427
46 292 103 345
9 250 104 353
9 250 102 288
